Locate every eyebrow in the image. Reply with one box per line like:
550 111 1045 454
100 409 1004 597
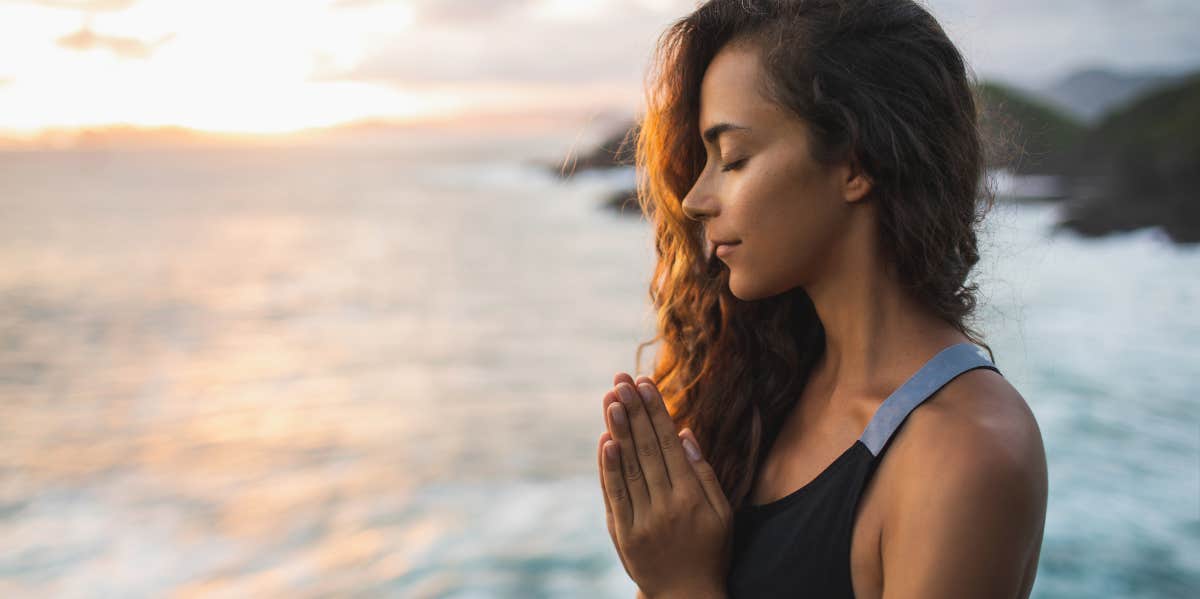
701 122 751 146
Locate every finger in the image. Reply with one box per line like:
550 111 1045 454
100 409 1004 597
608 398 651 513
603 388 624 445
612 371 636 388
615 382 672 499
633 377 698 495
598 430 613 513
680 427 732 523
602 382 638 522
603 373 634 429
598 431 618 535
602 436 634 531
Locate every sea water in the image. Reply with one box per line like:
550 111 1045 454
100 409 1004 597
0 139 1196 597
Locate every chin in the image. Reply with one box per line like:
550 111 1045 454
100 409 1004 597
728 270 792 302
727 272 766 302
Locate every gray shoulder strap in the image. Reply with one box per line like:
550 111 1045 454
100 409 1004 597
859 343 1000 457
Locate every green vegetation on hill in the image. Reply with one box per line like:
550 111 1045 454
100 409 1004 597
1074 72 1200 182
1056 73 1200 243
975 81 1087 175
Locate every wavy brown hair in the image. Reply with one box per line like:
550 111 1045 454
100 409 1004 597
631 0 996 511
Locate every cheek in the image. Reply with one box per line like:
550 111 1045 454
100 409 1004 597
734 174 842 286
734 170 814 250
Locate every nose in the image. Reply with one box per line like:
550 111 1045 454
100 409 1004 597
681 175 718 223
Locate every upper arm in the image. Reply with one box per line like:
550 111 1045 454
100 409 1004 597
880 409 1048 599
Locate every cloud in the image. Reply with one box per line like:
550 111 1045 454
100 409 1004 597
926 0 1200 84
332 0 543 25
411 0 540 24
317 0 690 86
2 0 138 12
56 23 174 59
316 0 1199 106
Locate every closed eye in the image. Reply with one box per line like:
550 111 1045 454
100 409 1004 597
721 158 748 172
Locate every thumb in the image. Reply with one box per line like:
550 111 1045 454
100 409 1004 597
679 428 732 523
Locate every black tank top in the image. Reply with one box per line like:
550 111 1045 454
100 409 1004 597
725 342 1001 598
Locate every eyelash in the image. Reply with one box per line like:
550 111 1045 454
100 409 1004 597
721 158 748 172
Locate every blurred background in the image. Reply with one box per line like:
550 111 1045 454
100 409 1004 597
0 0 1196 597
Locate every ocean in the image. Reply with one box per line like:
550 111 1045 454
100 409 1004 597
0 138 1196 598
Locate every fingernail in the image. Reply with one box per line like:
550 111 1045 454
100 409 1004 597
618 384 637 405
636 383 652 403
610 403 626 426
604 441 619 461
682 437 701 462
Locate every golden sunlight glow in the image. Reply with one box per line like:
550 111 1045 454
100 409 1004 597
0 0 448 135
0 0 659 140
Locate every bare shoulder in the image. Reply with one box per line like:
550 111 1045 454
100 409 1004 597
876 368 1050 596
888 367 1048 502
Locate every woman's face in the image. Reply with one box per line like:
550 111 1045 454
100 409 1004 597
681 41 871 301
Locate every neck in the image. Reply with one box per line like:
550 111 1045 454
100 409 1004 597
804 208 966 404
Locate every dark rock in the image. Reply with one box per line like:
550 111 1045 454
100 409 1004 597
551 121 640 178
1053 72 1200 244
602 189 644 217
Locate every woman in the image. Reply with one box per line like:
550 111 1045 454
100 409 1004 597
595 1 1048 598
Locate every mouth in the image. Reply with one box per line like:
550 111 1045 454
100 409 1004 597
713 241 741 258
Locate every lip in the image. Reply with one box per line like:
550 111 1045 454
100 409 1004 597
714 241 741 258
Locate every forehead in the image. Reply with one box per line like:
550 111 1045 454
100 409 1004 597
698 41 783 132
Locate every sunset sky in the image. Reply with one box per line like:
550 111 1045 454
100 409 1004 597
0 0 1197 137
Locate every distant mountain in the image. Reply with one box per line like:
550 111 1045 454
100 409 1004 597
975 81 1087 176
1028 67 1193 124
1056 72 1200 243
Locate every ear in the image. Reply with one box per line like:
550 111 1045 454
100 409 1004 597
841 157 873 204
